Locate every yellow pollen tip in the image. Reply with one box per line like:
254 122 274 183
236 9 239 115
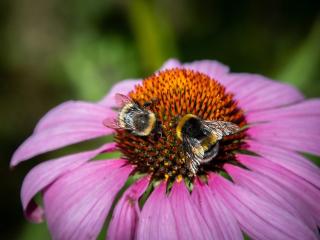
164 174 170 181
176 175 183 182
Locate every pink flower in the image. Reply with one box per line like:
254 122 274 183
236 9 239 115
12 59 320 240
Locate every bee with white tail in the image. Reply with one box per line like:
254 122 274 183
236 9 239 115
104 93 160 137
176 114 240 174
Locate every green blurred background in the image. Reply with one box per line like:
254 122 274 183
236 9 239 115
1 0 320 239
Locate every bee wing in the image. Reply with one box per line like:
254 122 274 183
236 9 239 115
102 117 121 129
114 93 134 107
203 120 240 140
188 158 201 175
183 137 204 174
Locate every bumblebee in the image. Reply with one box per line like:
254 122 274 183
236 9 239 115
176 114 240 174
103 93 159 136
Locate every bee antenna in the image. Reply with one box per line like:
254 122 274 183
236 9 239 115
143 101 152 107
143 98 159 108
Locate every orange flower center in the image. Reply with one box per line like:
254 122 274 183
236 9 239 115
115 69 246 181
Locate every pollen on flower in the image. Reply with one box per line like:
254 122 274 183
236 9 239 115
176 175 183 182
115 68 246 181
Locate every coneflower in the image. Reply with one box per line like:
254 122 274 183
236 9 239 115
12 59 320 240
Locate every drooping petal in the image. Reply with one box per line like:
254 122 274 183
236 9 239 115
107 176 150 240
224 164 317 231
246 99 320 122
21 143 116 223
237 154 320 224
159 58 181 70
137 182 179 240
246 140 320 189
169 181 213 240
11 102 115 167
182 60 230 83
43 160 132 240
209 174 317 240
99 79 142 107
191 179 243 240
223 73 304 112
248 117 320 156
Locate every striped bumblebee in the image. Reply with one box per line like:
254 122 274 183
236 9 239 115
104 94 160 136
176 114 240 174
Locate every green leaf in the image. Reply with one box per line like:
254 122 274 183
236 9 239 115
19 223 51 240
126 0 177 72
62 35 140 101
303 153 320 166
276 19 320 96
243 233 251 240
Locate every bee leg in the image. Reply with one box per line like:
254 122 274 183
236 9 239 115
143 101 152 107
153 128 163 141
157 120 163 135
169 116 180 128
143 98 159 108
158 130 163 138
202 142 220 163
153 133 159 141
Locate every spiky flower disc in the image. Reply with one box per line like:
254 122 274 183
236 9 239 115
116 68 246 180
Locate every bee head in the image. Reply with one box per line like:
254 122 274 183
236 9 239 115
176 114 206 141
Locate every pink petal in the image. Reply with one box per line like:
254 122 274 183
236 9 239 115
169 181 213 240
137 182 179 240
107 176 150 240
21 143 116 223
246 99 320 122
11 102 115 167
223 73 304 112
237 154 320 224
182 60 230 83
34 101 113 132
159 58 181 70
248 117 320 156
43 160 132 240
191 179 243 240
99 79 142 107
246 140 320 189
248 117 320 136
209 174 317 240
11 125 113 167
224 164 317 231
